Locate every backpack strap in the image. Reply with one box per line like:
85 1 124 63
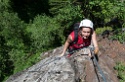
73 30 78 44
68 23 79 53
73 23 79 43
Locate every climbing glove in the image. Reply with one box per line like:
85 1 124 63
94 48 99 55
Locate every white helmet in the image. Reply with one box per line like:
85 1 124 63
79 19 93 29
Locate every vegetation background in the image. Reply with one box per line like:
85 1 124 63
0 0 125 82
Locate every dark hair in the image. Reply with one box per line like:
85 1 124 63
79 26 93 35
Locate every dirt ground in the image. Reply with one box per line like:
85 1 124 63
97 35 125 64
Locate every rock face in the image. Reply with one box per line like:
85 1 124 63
6 56 75 82
6 46 119 82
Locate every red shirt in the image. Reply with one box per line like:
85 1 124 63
69 31 91 50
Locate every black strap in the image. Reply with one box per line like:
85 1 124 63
73 23 79 43
74 23 80 30
68 23 79 52
74 30 78 44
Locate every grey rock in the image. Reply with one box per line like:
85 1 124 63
6 47 119 82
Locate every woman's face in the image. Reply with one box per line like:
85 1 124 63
80 27 91 39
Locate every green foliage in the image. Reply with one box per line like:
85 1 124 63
0 11 27 50
54 3 83 39
95 26 112 35
10 0 50 23
0 11 29 81
0 0 11 11
0 1 83 81
1 0 125 82
110 31 125 43
113 1 125 20
0 1 14 81
56 4 83 21
27 3 83 53
27 15 61 52
76 0 125 28
49 0 83 22
0 37 14 82
49 0 70 15
89 0 114 18
9 49 40 73
114 62 125 82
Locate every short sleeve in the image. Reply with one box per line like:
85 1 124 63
69 31 75 41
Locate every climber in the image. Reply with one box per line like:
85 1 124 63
60 19 99 57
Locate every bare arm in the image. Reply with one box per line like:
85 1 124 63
60 35 72 56
92 31 99 54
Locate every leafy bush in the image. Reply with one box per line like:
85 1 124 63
95 26 112 35
0 0 11 12
110 29 125 43
77 0 125 28
27 15 61 52
27 3 83 53
54 4 83 41
114 62 125 82
0 37 14 81
0 11 29 81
